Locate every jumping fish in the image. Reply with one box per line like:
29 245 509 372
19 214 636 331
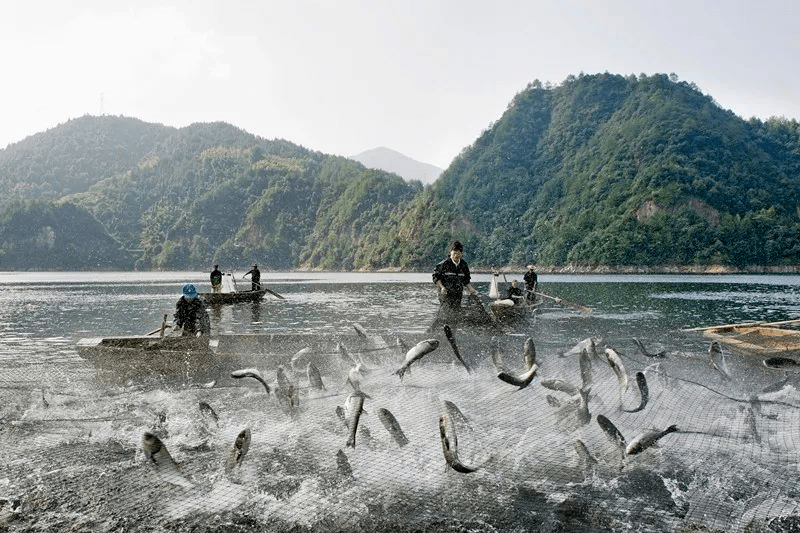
633 338 666 358
439 412 478 473
443 324 471 372
230 368 271 395
337 342 360 367
563 337 601 359
276 366 300 410
347 363 365 392
708 341 731 379
596 414 627 462
540 378 580 397
579 348 593 392
353 323 368 338
575 387 591 426
603 347 630 398
443 400 473 431
141 432 195 488
622 372 649 413
497 338 538 390
377 407 409 447
395 339 440 380
224 428 251 472
345 391 368 448
307 361 326 390
490 339 508 373
198 401 219 426
573 439 598 470
625 425 678 455
290 347 313 371
336 449 353 478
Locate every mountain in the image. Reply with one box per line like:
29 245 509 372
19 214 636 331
0 72 798 272
350 147 443 184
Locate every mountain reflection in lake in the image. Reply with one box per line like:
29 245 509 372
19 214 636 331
1 272 800 532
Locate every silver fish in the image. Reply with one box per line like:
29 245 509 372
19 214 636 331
439 412 478 473
337 342 359 367
443 324 470 372
596 414 627 461
545 394 561 407
540 378 579 397
625 425 678 455
345 391 368 448
290 347 313 371
633 338 666 358
307 361 325 390
336 449 353 477
230 368 271 395
575 387 591 426
377 407 409 447
497 338 538 389
443 400 473 431
603 347 629 398
490 339 508 373
224 428 251 472
522 337 536 369
395 339 440 380
353 323 368 338
141 432 195 488
573 439 598 469
347 363 365 392
709 342 731 379
198 401 218 426
563 337 601 359
622 372 649 413
579 348 593 392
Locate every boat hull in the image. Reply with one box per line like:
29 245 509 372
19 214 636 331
199 289 266 305
704 326 800 358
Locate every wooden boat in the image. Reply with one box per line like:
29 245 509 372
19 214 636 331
199 289 266 305
703 324 800 358
488 297 537 323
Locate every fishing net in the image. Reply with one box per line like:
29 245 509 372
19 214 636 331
1 287 799 532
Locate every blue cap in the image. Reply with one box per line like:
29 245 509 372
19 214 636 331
182 283 198 299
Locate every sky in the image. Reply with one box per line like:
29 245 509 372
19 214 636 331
1 0 798 169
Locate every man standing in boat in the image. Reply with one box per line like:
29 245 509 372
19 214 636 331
244 264 261 292
433 241 478 320
174 284 210 336
524 264 538 302
210 265 223 293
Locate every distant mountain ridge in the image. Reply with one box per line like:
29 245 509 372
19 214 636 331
0 72 798 271
350 147 443 184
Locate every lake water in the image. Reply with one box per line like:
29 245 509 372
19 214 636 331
1 272 799 531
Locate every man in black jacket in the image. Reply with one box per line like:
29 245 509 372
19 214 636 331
432 241 478 312
174 284 210 336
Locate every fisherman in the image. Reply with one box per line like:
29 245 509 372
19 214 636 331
506 280 524 303
210 265 222 293
433 241 478 320
243 264 261 292
524 264 538 302
174 284 211 336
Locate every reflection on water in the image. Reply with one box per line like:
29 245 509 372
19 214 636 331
1 272 800 531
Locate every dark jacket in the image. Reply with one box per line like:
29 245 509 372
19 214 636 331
174 296 211 335
210 268 222 286
433 257 471 307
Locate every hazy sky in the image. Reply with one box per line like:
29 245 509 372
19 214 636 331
2 1 798 168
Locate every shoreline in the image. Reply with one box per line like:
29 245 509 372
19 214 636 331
371 264 800 275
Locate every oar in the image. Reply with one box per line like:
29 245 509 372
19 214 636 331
682 318 800 333
529 290 592 315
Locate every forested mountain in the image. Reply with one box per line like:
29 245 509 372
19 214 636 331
0 72 798 271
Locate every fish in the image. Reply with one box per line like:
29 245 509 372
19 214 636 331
141 432 195 488
336 449 353 477
708 341 731 379
198 401 219 426
633 338 666 358
625 425 678 455
497 338 538 389
540 378 580 397
579 348 593 392
438 412 478 473
224 428 251 472
394 339 440 380
290 347 313 371
230 368 271 395
575 387 591 426
377 407 409 447
622 372 649 413
347 363 365 392
603 347 630 398
562 337 602 359
345 391 368 448
353 323 368 338
596 414 627 462
337 342 359 367
573 439 598 470
307 361 325 390
545 394 562 407
335 405 347 426
443 324 471 372
490 339 508 373
442 400 473 431
763 357 799 369
275 366 299 410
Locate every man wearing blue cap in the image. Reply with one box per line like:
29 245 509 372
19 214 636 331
174 283 211 336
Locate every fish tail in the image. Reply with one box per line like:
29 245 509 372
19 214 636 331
395 366 406 380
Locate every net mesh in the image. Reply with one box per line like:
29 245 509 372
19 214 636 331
2 319 799 532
